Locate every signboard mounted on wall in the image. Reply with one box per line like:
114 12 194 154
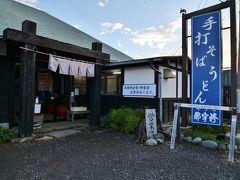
122 84 156 97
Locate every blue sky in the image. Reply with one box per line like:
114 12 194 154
15 0 231 64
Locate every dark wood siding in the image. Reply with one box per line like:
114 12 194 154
101 95 158 116
0 56 13 124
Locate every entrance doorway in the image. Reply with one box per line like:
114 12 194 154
12 59 90 129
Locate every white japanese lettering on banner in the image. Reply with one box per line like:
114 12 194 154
191 11 222 126
48 54 95 77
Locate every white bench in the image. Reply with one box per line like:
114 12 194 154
67 110 90 122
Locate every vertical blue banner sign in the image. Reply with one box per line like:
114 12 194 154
191 11 222 126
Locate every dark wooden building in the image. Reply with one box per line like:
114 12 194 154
0 0 132 137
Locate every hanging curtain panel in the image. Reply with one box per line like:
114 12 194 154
48 54 95 77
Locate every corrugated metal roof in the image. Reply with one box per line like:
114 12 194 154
0 0 133 61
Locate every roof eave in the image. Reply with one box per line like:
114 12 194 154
3 28 110 61
105 56 183 68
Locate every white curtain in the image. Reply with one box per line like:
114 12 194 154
58 59 70 75
78 62 88 76
48 54 95 77
69 61 79 76
48 54 59 72
87 64 95 77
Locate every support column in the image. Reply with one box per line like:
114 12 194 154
120 67 124 97
19 21 36 137
90 42 103 125
0 39 9 128
0 39 7 56
181 13 188 127
230 0 237 109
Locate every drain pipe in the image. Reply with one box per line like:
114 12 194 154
149 60 163 130
158 71 163 130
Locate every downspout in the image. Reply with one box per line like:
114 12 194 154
149 60 163 129
159 70 163 130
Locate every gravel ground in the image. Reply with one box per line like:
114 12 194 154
0 130 240 180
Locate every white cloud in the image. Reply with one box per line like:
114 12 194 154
124 28 131 32
122 27 132 35
100 31 106 35
112 23 124 30
101 22 112 28
14 0 39 8
131 18 181 51
100 22 124 35
145 26 156 31
97 0 109 7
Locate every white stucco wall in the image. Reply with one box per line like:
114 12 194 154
124 66 155 98
159 66 190 98
123 65 190 98
124 66 155 84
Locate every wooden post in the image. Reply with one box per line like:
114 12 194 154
0 39 7 56
170 104 179 149
90 42 103 125
229 111 237 162
176 61 181 142
230 0 237 109
18 21 36 137
120 67 124 96
181 13 188 127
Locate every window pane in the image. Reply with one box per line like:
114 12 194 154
38 72 52 91
101 70 121 95
74 76 86 95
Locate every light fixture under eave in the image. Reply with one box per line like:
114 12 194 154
113 71 121 75
163 68 176 79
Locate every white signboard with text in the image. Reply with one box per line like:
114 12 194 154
123 84 156 97
145 109 157 138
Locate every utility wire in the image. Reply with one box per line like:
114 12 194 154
203 0 209 9
196 0 203 10
171 40 182 56
171 0 209 56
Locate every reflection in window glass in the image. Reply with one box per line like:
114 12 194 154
74 76 86 95
38 72 52 91
101 70 121 95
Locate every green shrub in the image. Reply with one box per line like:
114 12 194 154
105 107 144 134
184 128 217 141
192 123 230 134
183 123 230 144
100 116 111 128
0 128 16 143
122 115 139 134
134 108 145 121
